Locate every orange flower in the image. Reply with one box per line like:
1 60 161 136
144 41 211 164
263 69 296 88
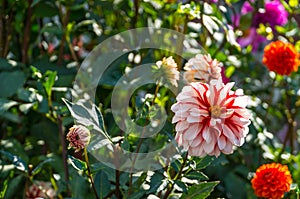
263 40 300 75
251 163 292 199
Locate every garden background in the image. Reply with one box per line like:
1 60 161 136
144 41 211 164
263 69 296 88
1 0 300 198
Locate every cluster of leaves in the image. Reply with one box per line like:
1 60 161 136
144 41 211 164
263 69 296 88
1 0 300 198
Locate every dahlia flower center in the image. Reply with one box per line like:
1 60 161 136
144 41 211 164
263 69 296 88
209 105 224 117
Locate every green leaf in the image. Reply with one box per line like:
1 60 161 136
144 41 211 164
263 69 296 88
196 156 214 170
94 170 110 198
0 58 16 70
0 99 18 115
171 159 182 173
17 88 37 102
62 98 112 142
42 70 57 99
0 71 25 97
185 171 208 181
180 181 219 199
68 155 87 171
0 150 28 172
127 190 146 199
147 172 165 194
174 180 188 193
93 104 107 133
31 158 55 176
41 25 63 36
33 1 58 17
31 0 41 7
4 175 25 199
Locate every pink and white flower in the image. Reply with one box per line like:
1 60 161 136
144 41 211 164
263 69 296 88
26 181 56 199
171 79 251 157
183 54 222 83
66 125 91 152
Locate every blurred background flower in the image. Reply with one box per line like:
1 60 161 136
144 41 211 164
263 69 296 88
262 40 299 75
251 163 292 199
26 181 56 199
183 54 222 83
235 0 288 52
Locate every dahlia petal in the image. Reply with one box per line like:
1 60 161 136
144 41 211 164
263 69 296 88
176 121 189 131
223 124 238 144
212 148 220 157
203 141 215 154
202 126 212 143
190 107 209 116
183 124 200 140
242 126 249 137
232 96 249 107
187 115 202 123
181 140 190 150
189 136 202 147
180 97 199 104
222 141 233 154
189 146 204 157
218 135 226 150
235 137 245 146
191 82 208 96
172 115 181 123
220 83 235 103
175 133 183 145
235 88 244 96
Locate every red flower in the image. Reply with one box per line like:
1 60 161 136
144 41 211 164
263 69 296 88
251 163 292 199
263 40 299 75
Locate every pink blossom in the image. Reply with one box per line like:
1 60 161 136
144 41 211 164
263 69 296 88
26 181 56 199
183 54 222 84
237 28 267 51
253 0 288 29
66 125 91 152
171 79 251 157
237 0 288 29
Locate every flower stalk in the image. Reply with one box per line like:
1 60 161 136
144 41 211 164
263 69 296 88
84 148 99 199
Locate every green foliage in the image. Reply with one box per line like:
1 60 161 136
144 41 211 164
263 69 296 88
181 181 219 199
1 0 300 198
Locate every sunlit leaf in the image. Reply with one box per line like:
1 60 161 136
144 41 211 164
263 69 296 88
31 158 55 176
68 155 87 171
0 150 28 172
180 181 219 199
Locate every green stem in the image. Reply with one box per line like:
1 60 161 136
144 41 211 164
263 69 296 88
58 4 70 65
57 115 70 196
84 148 99 199
129 83 161 194
21 0 33 64
162 152 189 199
152 83 160 105
263 75 277 120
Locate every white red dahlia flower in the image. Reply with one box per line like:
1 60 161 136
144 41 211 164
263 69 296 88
171 79 251 157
